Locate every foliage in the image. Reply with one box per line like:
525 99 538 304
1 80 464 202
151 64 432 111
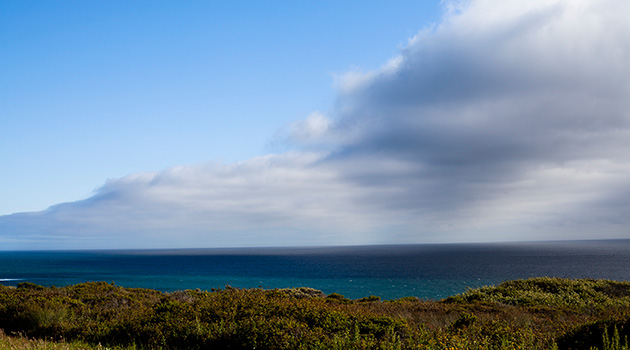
1 278 630 349
445 277 630 310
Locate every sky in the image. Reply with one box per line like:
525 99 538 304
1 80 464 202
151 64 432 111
1 0 629 250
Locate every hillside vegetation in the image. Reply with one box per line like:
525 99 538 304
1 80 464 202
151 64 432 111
1 277 630 349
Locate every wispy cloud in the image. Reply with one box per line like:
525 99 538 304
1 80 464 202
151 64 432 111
2 0 629 249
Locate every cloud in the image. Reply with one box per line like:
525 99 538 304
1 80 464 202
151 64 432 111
1 153 412 249
324 0 630 234
2 0 630 249
288 112 332 144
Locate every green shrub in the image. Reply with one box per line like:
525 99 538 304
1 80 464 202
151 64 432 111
17 282 46 290
450 312 477 330
357 295 381 303
2 278 630 349
557 319 630 350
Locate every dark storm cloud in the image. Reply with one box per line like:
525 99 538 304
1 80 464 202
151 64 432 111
320 0 630 229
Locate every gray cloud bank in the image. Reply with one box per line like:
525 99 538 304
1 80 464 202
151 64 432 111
2 0 630 249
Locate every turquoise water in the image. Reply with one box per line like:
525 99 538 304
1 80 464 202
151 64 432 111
1 240 629 300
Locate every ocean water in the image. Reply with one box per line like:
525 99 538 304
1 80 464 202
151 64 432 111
1 240 629 300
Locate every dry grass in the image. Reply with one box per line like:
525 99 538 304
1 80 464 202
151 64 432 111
0 330 103 350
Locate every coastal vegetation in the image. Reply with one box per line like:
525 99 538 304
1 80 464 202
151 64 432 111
1 277 630 349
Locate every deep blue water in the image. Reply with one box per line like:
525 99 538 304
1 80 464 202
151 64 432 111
1 240 630 300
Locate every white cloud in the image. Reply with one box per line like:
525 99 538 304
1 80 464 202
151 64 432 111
288 112 332 144
1 153 413 248
2 0 630 249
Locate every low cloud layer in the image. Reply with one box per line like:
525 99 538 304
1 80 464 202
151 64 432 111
2 0 629 249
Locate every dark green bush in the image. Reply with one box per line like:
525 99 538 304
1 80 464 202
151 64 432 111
357 295 381 303
556 318 630 350
16 282 46 290
450 312 478 330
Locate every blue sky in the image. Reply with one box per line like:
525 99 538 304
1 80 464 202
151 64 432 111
1 1 441 215
2 0 630 250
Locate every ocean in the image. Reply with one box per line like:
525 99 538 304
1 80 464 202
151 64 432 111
1 240 629 300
